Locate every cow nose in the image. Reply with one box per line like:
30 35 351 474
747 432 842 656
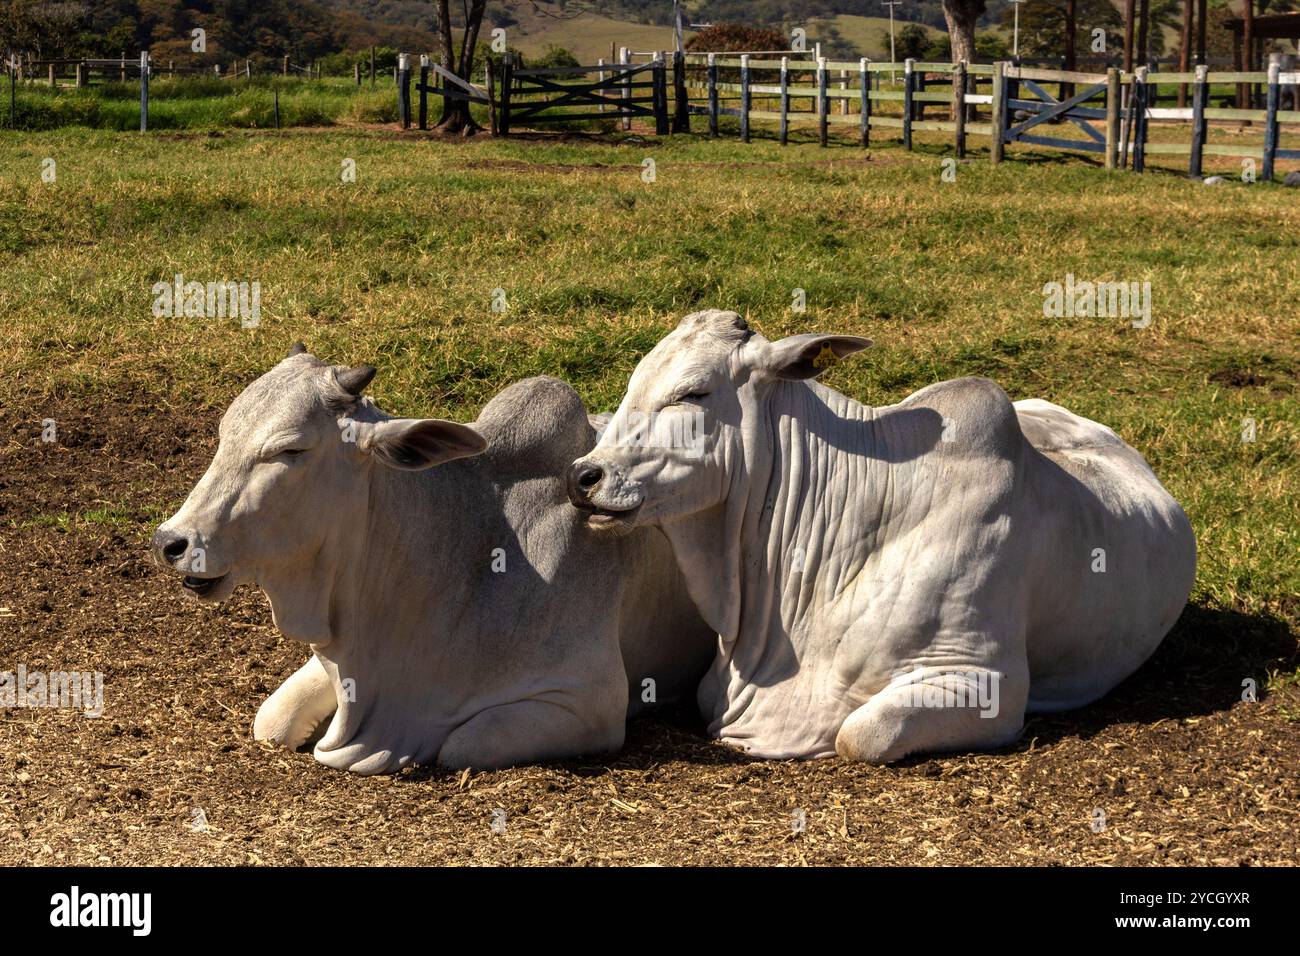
575 464 603 492
152 527 189 564
567 461 604 505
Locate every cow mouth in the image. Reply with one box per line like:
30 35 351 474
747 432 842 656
182 573 228 597
581 504 640 529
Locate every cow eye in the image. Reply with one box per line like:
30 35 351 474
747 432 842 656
676 391 709 403
274 448 307 461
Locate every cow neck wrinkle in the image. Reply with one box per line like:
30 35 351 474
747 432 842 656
678 379 884 654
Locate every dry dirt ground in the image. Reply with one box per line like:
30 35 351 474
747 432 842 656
0 392 1297 867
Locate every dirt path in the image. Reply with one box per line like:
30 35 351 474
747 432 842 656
1 393 1296 865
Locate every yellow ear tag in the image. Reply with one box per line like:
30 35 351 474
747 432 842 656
812 344 838 369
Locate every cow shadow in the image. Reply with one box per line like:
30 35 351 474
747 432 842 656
1014 601 1297 750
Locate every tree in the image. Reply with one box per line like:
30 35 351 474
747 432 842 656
433 0 488 135
1003 0 1123 60
893 23 933 60
940 0 985 119
684 23 786 53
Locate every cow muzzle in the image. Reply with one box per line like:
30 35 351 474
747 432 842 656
566 457 643 530
151 525 232 601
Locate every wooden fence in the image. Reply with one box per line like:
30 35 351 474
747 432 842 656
387 48 1296 180
661 53 1299 179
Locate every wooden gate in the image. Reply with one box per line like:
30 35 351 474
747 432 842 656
1001 67 1110 156
499 57 668 135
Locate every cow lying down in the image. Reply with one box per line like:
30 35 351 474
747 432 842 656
153 345 712 773
568 310 1197 763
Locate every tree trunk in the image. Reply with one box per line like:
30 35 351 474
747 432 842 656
1178 0 1193 107
434 0 487 135
941 0 984 121
1123 0 1136 72
1137 0 1151 67
1064 0 1077 98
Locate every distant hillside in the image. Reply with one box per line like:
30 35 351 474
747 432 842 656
1 0 437 61
4 0 978 64
322 1 948 61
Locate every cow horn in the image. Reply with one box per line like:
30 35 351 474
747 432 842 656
287 341 307 357
335 364 377 396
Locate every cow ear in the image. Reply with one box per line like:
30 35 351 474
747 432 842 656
359 418 487 471
763 333 873 381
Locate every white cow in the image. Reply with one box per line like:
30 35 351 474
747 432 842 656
567 310 1197 762
153 345 712 773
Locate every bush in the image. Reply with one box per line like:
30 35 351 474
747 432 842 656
686 23 787 53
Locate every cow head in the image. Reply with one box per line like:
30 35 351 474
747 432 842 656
567 310 871 531
152 343 486 610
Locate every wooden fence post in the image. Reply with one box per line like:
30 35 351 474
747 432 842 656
1263 59 1280 182
597 58 605 113
500 54 513 136
139 51 149 131
860 57 871 148
283 56 289 76
620 47 631 131
818 56 828 147
485 56 496 136
707 53 718 137
903 58 914 150
673 49 688 132
48 63 55 87
354 62 361 86
740 54 750 143
398 53 410 129
954 60 966 158
418 55 429 130
990 61 1007 164
76 62 85 87
1133 66 1148 173
779 56 789 145
1105 67 1120 170
654 53 669 135
120 52 126 82
1189 63 1208 178
370 46 376 88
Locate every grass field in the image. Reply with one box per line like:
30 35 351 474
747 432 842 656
0 122 1296 864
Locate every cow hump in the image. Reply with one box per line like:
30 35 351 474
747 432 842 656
474 376 595 475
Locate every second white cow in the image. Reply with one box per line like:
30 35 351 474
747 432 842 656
567 310 1196 763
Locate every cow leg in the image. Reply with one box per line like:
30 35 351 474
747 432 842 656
437 697 624 770
253 655 337 751
835 665 1026 763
